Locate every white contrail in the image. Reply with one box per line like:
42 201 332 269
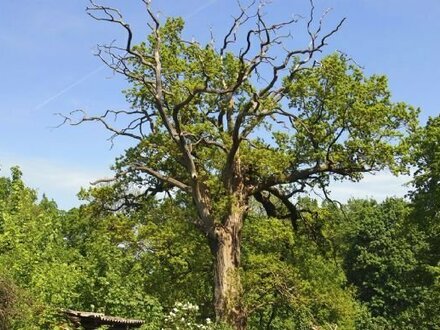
34 66 106 110
186 0 218 19
34 0 218 111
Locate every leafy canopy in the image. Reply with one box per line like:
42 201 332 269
77 14 420 213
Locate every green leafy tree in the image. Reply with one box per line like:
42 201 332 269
63 1 418 328
406 115 440 328
58 197 162 325
0 169 165 328
410 116 440 265
0 168 81 328
63 194 211 323
337 198 436 329
242 211 361 329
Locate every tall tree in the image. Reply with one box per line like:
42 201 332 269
0 168 81 328
410 115 440 265
407 115 440 327
63 1 418 328
338 199 428 329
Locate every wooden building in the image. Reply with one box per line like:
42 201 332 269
63 309 145 330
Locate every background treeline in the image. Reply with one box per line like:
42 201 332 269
0 116 439 329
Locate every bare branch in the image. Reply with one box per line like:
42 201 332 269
87 0 155 69
220 0 256 56
132 164 191 192
56 109 144 146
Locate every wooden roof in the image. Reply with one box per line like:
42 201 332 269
63 309 145 329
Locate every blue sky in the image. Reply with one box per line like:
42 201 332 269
0 0 439 209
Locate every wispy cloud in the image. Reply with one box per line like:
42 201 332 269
0 151 411 210
0 152 112 209
327 171 411 202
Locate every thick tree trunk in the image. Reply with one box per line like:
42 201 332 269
211 210 247 330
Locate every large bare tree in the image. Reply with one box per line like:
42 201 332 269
62 1 418 328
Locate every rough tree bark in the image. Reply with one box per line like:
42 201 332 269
212 210 246 329
205 154 248 327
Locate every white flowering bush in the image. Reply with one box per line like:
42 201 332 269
162 302 214 330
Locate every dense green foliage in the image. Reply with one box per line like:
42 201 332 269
241 212 361 329
337 199 435 329
0 168 356 329
0 168 79 328
1 123 440 328
0 171 360 328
